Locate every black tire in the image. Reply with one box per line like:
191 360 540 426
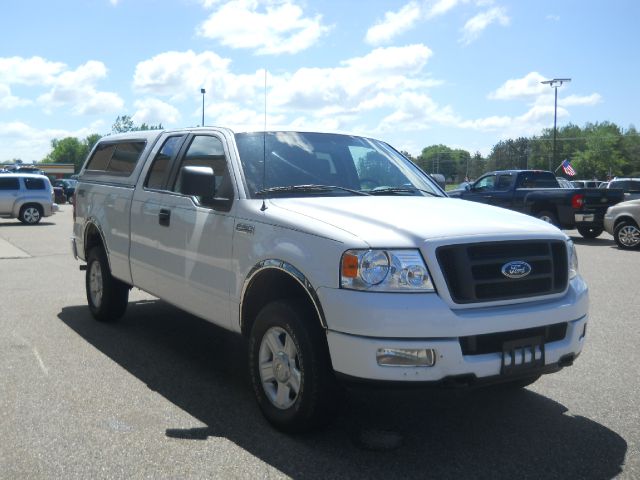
86 246 129 322
536 210 558 226
248 300 339 433
577 226 603 239
19 204 43 224
614 221 640 249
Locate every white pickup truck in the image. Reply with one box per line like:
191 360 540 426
72 128 589 432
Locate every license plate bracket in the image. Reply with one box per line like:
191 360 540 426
501 336 545 375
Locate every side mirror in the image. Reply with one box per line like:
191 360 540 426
180 166 216 197
465 183 471 191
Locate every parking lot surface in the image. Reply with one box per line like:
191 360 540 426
1 205 638 479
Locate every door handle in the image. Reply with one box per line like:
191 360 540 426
159 208 171 227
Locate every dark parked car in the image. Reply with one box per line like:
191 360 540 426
448 169 624 238
53 186 66 204
53 179 77 203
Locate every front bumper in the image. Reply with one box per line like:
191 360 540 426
320 277 588 383
327 314 587 382
603 214 615 235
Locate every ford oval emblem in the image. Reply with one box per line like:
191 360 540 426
501 261 532 279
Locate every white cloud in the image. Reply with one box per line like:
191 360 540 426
560 93 601 107
132 45 438 130
198 0 331 55
0 56 66 86
460 6 510 45
457 72 602 140
365 2 422 45
0 121 105 162
37 60 124 115
0 84 31 110
133 50 231 100
270 44 435 113
132 98 181 126
488 71 547 100
426 0 463 19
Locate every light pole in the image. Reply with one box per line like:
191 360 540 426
541 78 571 171
200 88 206 126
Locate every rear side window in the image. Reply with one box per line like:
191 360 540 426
518 172 558 188
145 136 185 190
0 178 20 190
86 141 146 175
24 178 46 190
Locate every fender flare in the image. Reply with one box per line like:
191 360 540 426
240 259 327 332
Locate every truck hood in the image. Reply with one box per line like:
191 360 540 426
268 196 565 247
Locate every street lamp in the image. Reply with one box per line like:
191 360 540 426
200 88 206 127
541 78 571 171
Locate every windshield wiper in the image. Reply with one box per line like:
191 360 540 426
367 187 441 197
256 184 370 196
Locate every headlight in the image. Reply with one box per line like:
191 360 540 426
341 249 435 292
567 240 579 279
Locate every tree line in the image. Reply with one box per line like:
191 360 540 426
4 118 638 183
410 121 640 182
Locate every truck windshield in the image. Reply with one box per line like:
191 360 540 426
234 132 443 198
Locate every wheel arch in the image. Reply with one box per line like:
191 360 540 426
16 201 44 216
614 215 638 229
83 220 111 269
240 260 327 338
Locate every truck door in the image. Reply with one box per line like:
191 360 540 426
460 173 497 204
130 132 236 330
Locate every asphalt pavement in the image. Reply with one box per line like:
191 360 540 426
1 205 638 479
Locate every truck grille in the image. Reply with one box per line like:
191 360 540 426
436 240 568 304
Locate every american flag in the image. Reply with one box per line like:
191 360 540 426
561 159 576 177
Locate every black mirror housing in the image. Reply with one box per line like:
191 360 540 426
180 166 216 197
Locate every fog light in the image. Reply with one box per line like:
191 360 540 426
376 348 436 367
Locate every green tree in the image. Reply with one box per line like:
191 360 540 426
112 115 163 133
41 134 103 172
416 145 471 182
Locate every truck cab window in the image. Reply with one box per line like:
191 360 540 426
474 175 496 190
173 135 233 203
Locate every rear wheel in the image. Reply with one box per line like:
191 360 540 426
536 210 558 226
248 300 339 432
19 204 43 224
614 221 640 249
577 226 603 238
86 246 129 322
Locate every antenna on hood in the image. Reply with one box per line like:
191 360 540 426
261 68 268 212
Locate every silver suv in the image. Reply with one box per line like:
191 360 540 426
0 174 58 224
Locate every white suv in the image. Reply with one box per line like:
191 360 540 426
0 173 58 224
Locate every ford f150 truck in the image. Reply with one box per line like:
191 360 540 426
448 170 624 238
72 129 589 432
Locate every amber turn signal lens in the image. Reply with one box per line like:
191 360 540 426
341 253 359 278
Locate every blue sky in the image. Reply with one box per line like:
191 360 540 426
1 0 638 162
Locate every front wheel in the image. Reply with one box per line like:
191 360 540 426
86 246 129 322
248 300 339 432
614 221 640 249
577 226 603 239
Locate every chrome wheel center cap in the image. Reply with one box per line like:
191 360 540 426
273 353 291 383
